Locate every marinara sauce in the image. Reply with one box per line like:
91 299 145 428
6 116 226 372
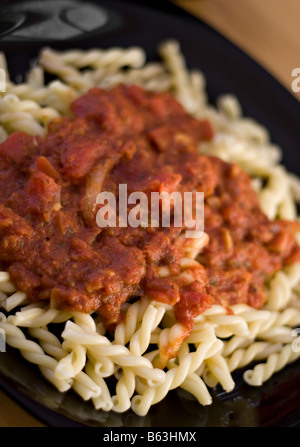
0 85 299 339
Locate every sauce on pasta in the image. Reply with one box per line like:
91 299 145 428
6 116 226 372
0 84 299 336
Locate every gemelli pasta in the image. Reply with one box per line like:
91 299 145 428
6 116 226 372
0 40 300 417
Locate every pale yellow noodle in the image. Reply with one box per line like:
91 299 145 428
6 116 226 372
244 344 300 386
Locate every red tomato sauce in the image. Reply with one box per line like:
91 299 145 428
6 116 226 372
0 84 299 334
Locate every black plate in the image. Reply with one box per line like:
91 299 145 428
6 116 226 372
1 0 300 428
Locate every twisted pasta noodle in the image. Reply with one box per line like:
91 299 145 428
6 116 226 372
44 80 78 114
19 67 70 121
243 343 300 386
179 373 212 406
128 303 166 356
198 88 282 173
27 322 102 401
4 79 77 116
0 272 28 312
214 302 300 348
30 325 102 402
157 259 202 287
0 313 71 392
61 320 166 386
222 306 275 341
0 291 27 312
38 49 97 92
221 304 300 362
258 166 290 220
4 81 49 104
228 118 269 145
153 322 190 369
132 338 222 416
113 296 156 346
222 335 254 358
111 367 136 413
4 82 45 101
26 65 44 89
217 94 242 121
0 92 60 136
41 47 146 70
158 40 201 114
196 302 298 381
71 370 102 401
184 325 218 345
224 341 283 373
232 311 277 340
199 97 284 196
72 310 98 332
209 91 269 144
7 303 72 327
201 134 282 180
214 302 300 340
73 310 128 379
203 354 235 392
97 63 172 93
188 69 208 113
0 280 16 294
71 312 117 377
194 304 251 338
85 360 114 412
28 326 66 360
55 340 87 380
266 262 300 311
272 306 300 327
87 349 115 378
38 46 146 94
256 326 296 344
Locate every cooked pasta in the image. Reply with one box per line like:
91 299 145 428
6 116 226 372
0 40 300 418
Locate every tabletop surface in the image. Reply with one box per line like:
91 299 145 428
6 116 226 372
0 0 299 427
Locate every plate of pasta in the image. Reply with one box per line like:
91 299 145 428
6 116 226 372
1 0 300 427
